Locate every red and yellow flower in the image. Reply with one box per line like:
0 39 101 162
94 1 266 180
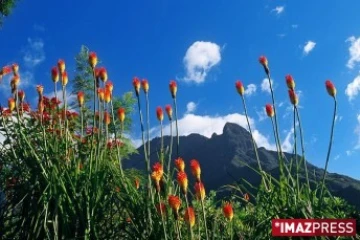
184 207 195 228
8 98 15 111
288 89 298 105
190 159 201 182
174 157 185 171
104 88 112 103
235 80 245 96
141 79 149 93
285 74 295 90
97 88 105 102
57 59 65 74
165 104 173 120
12 63 19 75
194 182 206 201
103 111 111 125
61 71 68 86
17 90 25 102
169 80 177 98
168 195 181 219
325 80 336 97
265 104 274 118
117 108 125 123
156 106 164 122
135 178 140 190
151 170 163 193
133 77 141 96
77 91 85 107
177 171 188 194
99 67 108 82
88 52 98 68
105 81 113 93
51 66 59 83
259 55 268 68
244 193 250 202
222 202 234 221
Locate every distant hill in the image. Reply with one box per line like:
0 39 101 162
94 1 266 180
125 122 360 209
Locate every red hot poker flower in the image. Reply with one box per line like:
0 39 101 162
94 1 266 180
1 65 12 75
97 88 105 102
325 80 336 97
88 52 98 68
165 104 173 120
141 79 149 93
58 59 65 74
104 88 112 103
169 80 177 98
99 67 108 82
117 108 125 123
105 81 113 93
265 104 274 118
51 66 59 83
135 178 140 190
133 77 141 96
77 91 85 107
8 98 15 111
156 106 164 122
177 171 188 194
17 90 25 102
152 162 163 175
285 74 295 90
184 207 196 228
259 55 269 74
194 182 206 201
223 202 234 221
103 111 111 125
288 89 298 105
12 63 19 75
61 71 68 86
190 159 201 182
235 80 245 96
168 195 181 219
174 157 185 171
151 170 163 192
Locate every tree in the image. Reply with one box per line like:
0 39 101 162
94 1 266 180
0 0 17 26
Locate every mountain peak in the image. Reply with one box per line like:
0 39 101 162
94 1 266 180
222 122 251 138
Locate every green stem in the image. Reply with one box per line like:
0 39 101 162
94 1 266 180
200 199 209 240
173 97 180 157
167 119 174 178
89 68 97 178
184 194 194 240
110 100 124 176
158 193 168 240
160 120 164 164
295 106 310 192
146 93 151 162
320 97 337 204
293 106 299 195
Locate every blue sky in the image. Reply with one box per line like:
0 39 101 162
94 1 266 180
1 0 360 180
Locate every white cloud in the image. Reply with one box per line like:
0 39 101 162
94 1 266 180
346 150 353 156
334 154 340 161
345 74 360 101
281 128 294 153
346 36 360 69
291 24 298 29
256 108 267 122
272 6 285 15
303 41 316 55
23 38 45 68
261 78 273 94
335 115 343 123
182 41 221 84
244 84 257 96
186 101 197 113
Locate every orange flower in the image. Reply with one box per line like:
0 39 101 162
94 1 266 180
11 75 20 87
169 80 177 98
141 79 149 93
177 171 188 194
51 66 59 83
194 182 206 201
288 89 298 105
133 77 141 96
156 106 164 122
165 104 173 120
235 80 245 96
8 98 15 111
152 162 163 175
190 159 201 181
222 202 234 221
99 67 108 82
61 71 68 86
97 88 105 102
285 74 295 90
174 157 185 171
12 63 19 75
265 104 274 118
103 111 111 125
168 195 181 216
325 80 336 97
156 202 167 216
104 88 112 103
77 91 85 107
105 81 113 93
135 178 140 190
36 85 44 95
1 65 12 75
184 207 196 228
88 52 98 68
57 59 65 74
259 55 268 68
117 107 125 123
244 193 250 201
17 90 25 102
151 170 163 192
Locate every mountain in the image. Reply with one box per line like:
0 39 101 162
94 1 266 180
125 122 360 209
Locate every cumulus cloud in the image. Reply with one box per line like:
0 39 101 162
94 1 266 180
182 41 221 84
244 84 257 96
345 74 360 100
303 41 316 55
23 38 45 67
346 36 360 69
261 78 273 94
186 101 197 113
272 6 285 15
